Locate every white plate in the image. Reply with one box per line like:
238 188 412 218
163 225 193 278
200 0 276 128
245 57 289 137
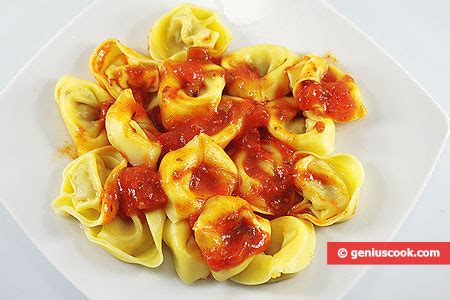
0 0 448 299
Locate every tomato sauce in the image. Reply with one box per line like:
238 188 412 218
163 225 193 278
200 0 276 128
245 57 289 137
103 165 168 223
295 69 357 122
98 100 115 129
314 121 325 133
124 64 159 107
201 208 270 271
189 162 236 199
227 128 301 216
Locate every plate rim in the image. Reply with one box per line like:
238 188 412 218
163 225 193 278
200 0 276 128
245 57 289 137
0 0 448 298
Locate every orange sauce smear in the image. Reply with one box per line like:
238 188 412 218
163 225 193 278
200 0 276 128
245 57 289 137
295 69 357 122
103 165 168 223
201 208 270 272
227 128 302 216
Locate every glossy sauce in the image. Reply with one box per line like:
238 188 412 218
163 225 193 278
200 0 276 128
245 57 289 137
98 100 115 129
103 165 168 222
227 128 301 216
201 208 270 271
124 64 159 107
189 162 235 198
295 69 357 122
314 121 325 133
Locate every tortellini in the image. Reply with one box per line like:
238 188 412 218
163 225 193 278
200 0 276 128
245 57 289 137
84 209 166 268
287 55 367 122
105 89 161 168
291 152 365 226
265 97 335 156
90 38 160 103
148 3 232 60
52 146 126 227
163 220 210 284
231 216 315 285
221 45 299 102
192 196 271 279
159 133 238 223
158 47 225 129
55 75 113 155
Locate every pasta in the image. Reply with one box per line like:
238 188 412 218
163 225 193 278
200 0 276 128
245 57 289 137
52 146 126 226
221 45 299 102
55 75 113 155
159 133 238 223
52 3 367 287
148 3 232 60
105 89 161 168
158 47 225 129
287 55 367 122
265 97 335 156
290 152 365 226
90 38 160 105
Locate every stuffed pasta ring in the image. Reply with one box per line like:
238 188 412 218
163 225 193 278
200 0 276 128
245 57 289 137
290 152 365 226
221 45 299 102
265 97 335 156
159 133 238 222
52 146 126 227
90 38 159 105
55 75 113 155
148 3 232 60
287 55 367 122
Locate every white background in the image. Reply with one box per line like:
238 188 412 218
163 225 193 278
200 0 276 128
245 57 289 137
1 0 449 299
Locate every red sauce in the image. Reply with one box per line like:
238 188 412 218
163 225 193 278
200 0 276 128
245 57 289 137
93 43 111 72
315 121 325 133
295 69 357 122
157 97 267 155
227 128 301 216
124 64 159 107
200 209 270 271
98 100 115 129
103 165 168 222
163 47 224 97
189 162 236 198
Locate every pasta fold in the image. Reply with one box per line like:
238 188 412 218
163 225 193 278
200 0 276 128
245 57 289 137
221 45 299 102
291 152 365 226
90 38 160 104
52 146 126 227
287 55 367 122
163 220 210 284
148 3 231 60
231 217 315 285
158 47 225 129
55 75 113 155
105 89 161 168
84 209 166 268
159 133 238 222
266 97 335 156
192 196 271 281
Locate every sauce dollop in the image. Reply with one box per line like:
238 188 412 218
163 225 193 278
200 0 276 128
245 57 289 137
200 208 270 272
295 69 357 122
104 165 168 222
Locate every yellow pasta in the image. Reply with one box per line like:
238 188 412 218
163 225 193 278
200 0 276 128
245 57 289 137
221 45 299 102
287 55 367 122
159 133 238 223
291 152 365 226
84 209 166 268
52 146 126 226
265 97 335 156
192 196 271 281
163 220 210 284
55 75 113 155
90 38 160 104
105 89 161 168
231 217 315 285
148 3 232 60
158 48 225 129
